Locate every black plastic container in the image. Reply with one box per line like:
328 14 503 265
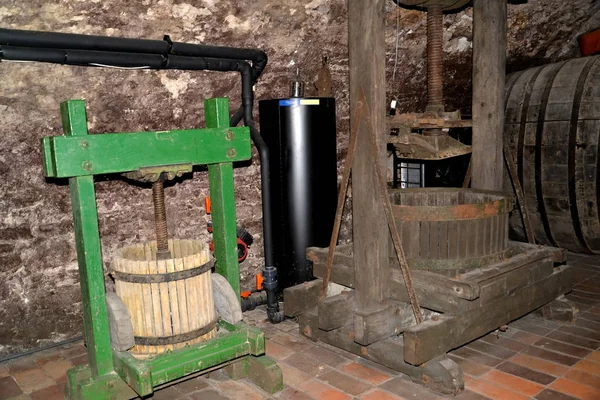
259 97 337 289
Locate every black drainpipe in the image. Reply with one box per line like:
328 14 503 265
0 28 283 323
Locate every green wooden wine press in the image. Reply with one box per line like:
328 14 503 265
41 97 282 399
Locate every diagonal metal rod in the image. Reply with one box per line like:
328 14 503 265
320 101 362 299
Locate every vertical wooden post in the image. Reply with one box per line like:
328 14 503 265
349 0 388 336
205 98 240 296
471 0 507 191
61 100 114 377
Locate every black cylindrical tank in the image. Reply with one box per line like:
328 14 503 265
259 97 337 289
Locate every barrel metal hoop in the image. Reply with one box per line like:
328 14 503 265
517 67 545 186
134 317 219 346
112 259 214 283
567 56 597 254
534 61 567 248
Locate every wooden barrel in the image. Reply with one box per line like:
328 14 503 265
389 188 513 274
112 239 216 357
505 55 600 254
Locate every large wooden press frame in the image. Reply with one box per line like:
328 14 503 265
283 0 576 395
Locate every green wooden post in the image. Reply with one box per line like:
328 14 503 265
205 98 240 296
61 100 114 377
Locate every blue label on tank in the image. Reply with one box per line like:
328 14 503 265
279 99 320 107
279 99 300 107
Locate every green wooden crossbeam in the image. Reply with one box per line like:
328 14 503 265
41 100 251 178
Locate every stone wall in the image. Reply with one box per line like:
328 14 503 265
0 0 597 354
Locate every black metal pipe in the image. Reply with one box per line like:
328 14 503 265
240 291 268 312
0 28 267 82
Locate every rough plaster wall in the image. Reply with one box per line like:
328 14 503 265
0 0 597 354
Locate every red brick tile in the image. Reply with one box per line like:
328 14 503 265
574 359 600 376
564 369 600 390
7 358 37 375
339 362 392 385
466 378 529 400
466 341 516 360
60 344 87 360
454 389 493 400
510 353 569 377
534 388 579 400
550 377 600 400
266 339 295 360
212 379 265 400
30 384 63 400
480 334 528 352
68 354 88 367
13 368 55 393
282 353 331 377
547 330 600 350
152 384 183 400
277 386 315 400
378 376 439 400
580 311 600 323
173 376 209 394
534 337 591 358
319 370 371 396
360 388 406 400
33 350 63 367
298 378 352 400
509 320 554 336
0 376 23 399
187 388 229 400
279 362 313 389
588 307 600 315
509 330 545 345
495 362 555 386
575 318 600 332
41 359 73 382
271 333 313 353
447 355 492 377
522 345 580 366
0 363 9 378
303 346 349 367
450 347 503 367
481 369 544 397
559 326 600 342
587 350 600 363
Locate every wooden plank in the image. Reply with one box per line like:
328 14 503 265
318 291 355 331
471 0 507 190
308 247 354 288
403 265 573 365
348 0 388 318
283 279 322 317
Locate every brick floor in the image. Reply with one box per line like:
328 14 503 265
0 253 599 399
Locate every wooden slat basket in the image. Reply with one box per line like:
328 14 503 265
112 239 216 357
389 188 514 275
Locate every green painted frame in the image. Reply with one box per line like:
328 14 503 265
41 98 281 399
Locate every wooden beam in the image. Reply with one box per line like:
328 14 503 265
403 265 573 365
319 291 355 331
471 0 507 190
282 279 322 317
348 0 388 321
296 312 464 396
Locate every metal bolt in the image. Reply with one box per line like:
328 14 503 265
82 161 93 171
225 130 235 141
152 177 171 260
226 148 237 158
80 140 89 149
